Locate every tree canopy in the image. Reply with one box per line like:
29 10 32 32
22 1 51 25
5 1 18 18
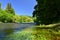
0 3 33 23
33 0 60 25
5 3 15 15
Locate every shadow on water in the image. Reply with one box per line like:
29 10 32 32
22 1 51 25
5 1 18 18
0 29 14 40
0 23 14 40
4 29 14 35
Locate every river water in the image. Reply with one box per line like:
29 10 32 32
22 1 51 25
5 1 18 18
0 23 36 40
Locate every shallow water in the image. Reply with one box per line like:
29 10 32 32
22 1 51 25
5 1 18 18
0 23 35 40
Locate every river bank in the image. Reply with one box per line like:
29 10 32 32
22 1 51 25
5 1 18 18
3 23 60 40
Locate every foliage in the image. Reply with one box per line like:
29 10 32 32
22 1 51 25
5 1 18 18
0 3 1 9
0 3 33 23
0 10 33 23
12 15 34 23
13 14 21 23
33 0 60 25
0 10 14 23
4 25 60 40
21 16 34 23
5 3 15 15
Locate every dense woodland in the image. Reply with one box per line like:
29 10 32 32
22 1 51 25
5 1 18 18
0 3 34 23
33 0 60 25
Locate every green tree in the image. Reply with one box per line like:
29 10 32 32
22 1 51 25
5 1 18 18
5 13 14 23
33 0 60 25
0 3 1 10
0 3 33 23
0 10 14 23
5 3 15 15
13 14 21 23
0 3 14 23
21 16 34 23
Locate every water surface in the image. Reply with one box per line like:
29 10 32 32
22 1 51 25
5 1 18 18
0 23 36 40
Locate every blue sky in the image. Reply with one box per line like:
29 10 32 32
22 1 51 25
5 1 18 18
0 0 37 16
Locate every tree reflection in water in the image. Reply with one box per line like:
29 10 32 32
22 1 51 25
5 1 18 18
4 29 14 35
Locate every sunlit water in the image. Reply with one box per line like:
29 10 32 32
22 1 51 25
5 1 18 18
0 23 36 40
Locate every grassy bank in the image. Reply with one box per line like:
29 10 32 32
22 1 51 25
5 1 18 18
4 24 60 40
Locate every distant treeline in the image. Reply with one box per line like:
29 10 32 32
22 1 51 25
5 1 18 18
0 3 34 23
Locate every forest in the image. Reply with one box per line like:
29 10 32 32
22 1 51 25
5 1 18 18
0 3 34 23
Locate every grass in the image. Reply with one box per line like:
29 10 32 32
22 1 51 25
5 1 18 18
4 23 60 40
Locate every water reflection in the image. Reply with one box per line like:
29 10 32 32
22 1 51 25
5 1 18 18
4 29 14 35
0 23 35 39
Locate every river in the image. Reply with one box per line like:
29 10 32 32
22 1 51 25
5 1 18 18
0 23 36 40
